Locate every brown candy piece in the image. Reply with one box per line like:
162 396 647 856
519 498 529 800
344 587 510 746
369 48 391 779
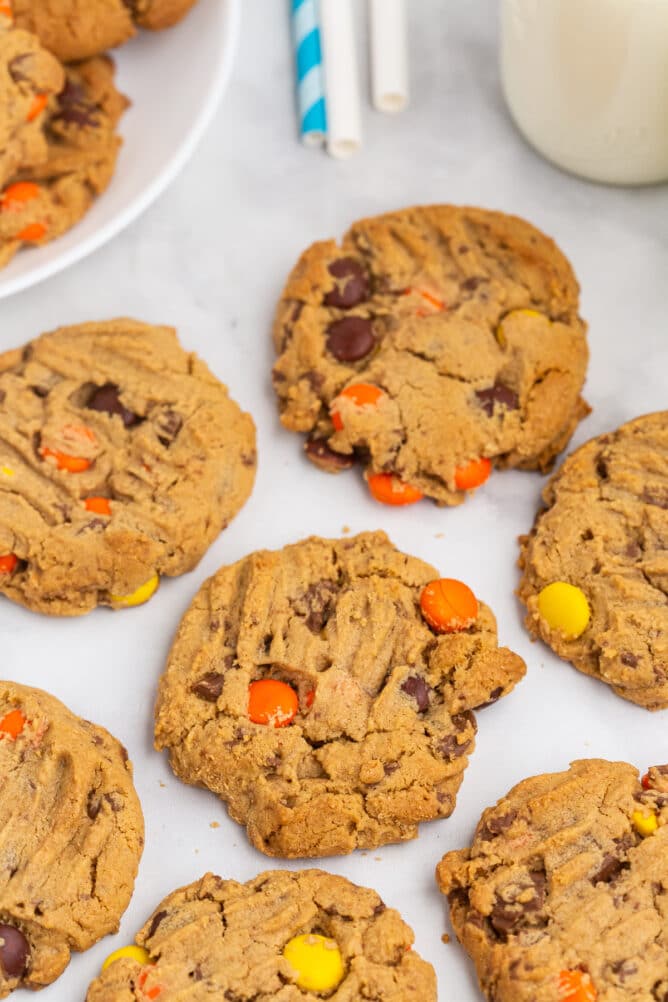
324 258 369 309
475 382 519 416
87 383 141 427
326 317 375 362
304 437 355 473
0 924 29 979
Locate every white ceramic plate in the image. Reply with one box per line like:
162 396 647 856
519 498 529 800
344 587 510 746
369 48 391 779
0 0 240 300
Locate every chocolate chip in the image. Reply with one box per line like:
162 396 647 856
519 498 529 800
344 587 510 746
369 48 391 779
479 810 517 840
156 409 182 446
490 871 546 939
621 652 639 668
475 382 519 417
612 959 637 983
591 854 628 885
438 734 472 759
596 456 609 479
326 317 375 362
304 437 355 473
54 79 99 127
241 452 256 467
0 925 29 979
324 258 370 309
305 369 325 391
302 579 338 633
581 529 594 541
452 710 477 734
30 386 49 398
475 685 504 710
461 276 483 292
148 910 168 939
400 675 431 712
87 383 141 427
384 761 399 775
191 672 225 702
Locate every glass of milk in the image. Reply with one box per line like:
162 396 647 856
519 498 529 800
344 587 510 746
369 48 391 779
500 0 668 184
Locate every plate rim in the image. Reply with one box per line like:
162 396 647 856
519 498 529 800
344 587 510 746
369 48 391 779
0 0 241 301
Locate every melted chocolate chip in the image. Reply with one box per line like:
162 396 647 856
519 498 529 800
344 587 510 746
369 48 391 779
461 276 483 292
438 734 472 759
612 959 638 983
326 317 375 362
302 579 338 633
87 792 101 820
475 685 504 710
596 456 609 480
8 55 30 84
304 437 355 473
54 79 99 128
591 854 629 885
384 761 399 775
148 910 168 939
30 385 49 398
480 809 517 840
0 925 29 979
475 382 520 417
621 652 639 668
156 409 182 446
324 258 370 309
400 675 431 712
87 383 141 427
490 871 546 939
452 710 477 734
643 489 668 510
191 672 225 702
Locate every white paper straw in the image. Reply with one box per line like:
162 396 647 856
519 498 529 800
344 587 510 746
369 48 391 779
369 0 408 113
320 0 362 159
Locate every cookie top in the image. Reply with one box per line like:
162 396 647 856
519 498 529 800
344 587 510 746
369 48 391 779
436 758 668 1002
0 319 256 615
13 0 199 62
518 411 668 709
154 531 525 857
85 869 437 1002
0 23 64 188
0 680 144 996
0 53 127 269
272 205 589 506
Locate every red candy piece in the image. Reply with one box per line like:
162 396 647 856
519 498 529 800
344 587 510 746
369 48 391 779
0 554 18 575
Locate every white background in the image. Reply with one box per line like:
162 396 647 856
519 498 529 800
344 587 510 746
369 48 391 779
3 2 668 1000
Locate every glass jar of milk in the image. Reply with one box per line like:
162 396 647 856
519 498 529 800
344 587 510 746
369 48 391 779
500 0 668 184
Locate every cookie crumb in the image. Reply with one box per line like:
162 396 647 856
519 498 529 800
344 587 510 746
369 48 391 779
210 821 220 829
441 933 450 944
159 781 166 788
342 525 351 534
434 533 444 539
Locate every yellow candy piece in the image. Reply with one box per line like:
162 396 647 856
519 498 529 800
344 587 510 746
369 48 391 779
111 574 159 609
0 465 14 477
632 809 658 837
496 308 543 346
283 933 345 994
102 945 151 971
537 581 590 639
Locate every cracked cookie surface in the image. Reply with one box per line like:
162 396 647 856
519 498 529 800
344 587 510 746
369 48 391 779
154 531 526 857
0 680 144 998
0 318 256 615
13 0 200 62
272 205 589 506
85 869 437 1002
518 412 668 709
0 23 64 189
0 51 127 269
436 758 668 1002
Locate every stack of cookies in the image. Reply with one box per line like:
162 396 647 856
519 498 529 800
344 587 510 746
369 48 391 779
0 204 666 1002
0 0 200 268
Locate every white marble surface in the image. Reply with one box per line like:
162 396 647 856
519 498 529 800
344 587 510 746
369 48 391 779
3 2 668 1000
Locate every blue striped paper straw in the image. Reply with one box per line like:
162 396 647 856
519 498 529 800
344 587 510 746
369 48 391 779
292 0 327 146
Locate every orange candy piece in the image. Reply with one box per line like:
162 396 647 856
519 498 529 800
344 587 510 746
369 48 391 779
248 680 299 727
26 93 48 122
1 182 40 210
0 1 12 17
367 473 423 506
420 578 478 633
558 970 597 1002
41 448 91 473
0 553 18 574
137 969 162 1000
0 709 25 739
454 456 492 491
84 497 111 516
331 383 384 432
17 222 47 243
